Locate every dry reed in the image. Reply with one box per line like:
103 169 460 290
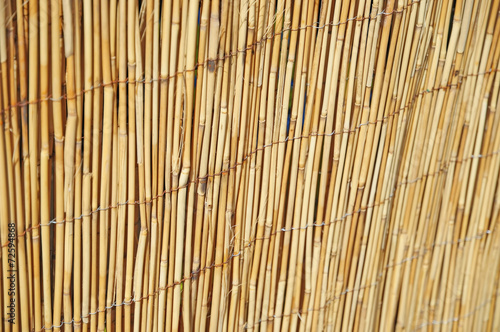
0 0 500 330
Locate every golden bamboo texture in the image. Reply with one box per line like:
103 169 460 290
0 0 500 330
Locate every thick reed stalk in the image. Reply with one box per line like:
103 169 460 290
156 0 173 330
80 0 93 329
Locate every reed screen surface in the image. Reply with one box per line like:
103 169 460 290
0 0 500 330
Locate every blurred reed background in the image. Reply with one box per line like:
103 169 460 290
0 0 500 330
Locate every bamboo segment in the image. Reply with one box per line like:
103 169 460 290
1 0 500 331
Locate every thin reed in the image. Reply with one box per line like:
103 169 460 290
0 0 500 330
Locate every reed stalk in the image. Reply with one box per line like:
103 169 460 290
80 0 93 329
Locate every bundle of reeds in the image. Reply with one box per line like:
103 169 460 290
0 0 500 330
